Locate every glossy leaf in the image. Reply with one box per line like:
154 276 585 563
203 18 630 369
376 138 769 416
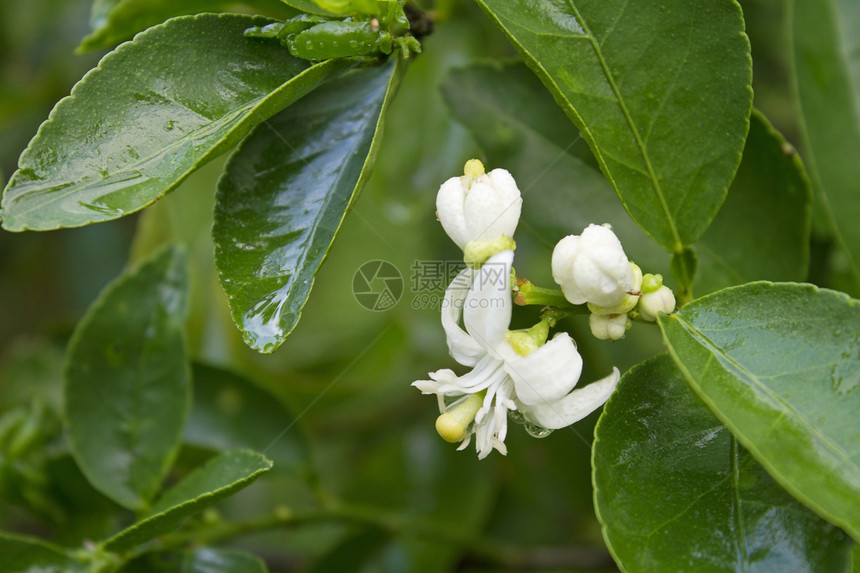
695 111 811 295
0 532 87 573
660 282 860 539
179 548 268 573
790 0 860 287
79 0 294 52
0 14 354 232
214 57 405 353
593 354 853 572
441 60 667 274
104 450 272 553
120 547 268 573
64 246 190 511
475 0 752 252
185 364 309 475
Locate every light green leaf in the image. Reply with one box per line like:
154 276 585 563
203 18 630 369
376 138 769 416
64 246 190 511
474 0 753 252
695 111 811 295
213 57 405 353
79 0 294 52
185 364 309 475
593 354 854 572
790 0 860 290
0 14 354 232
0 532 87 573
660 282 860 540
440 60 667 274
103 450 272 553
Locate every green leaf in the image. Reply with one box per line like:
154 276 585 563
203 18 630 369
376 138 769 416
0 14 354 232
790 0 860 289
178 548 268 573
79 0 295 52
119 546 269 572
440 60 667 274
104 450 272 553
593 354 854 572
64 245 190 511
213 57 405 353
660 282 860 540
185 364 309 475
0 532 87 573
474 0 753 252
695 111 811 295
308 528 391 573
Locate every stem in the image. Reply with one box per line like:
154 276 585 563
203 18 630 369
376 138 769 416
140 502 612 569
514 278 584 311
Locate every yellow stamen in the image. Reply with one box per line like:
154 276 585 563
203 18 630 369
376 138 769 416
435 394 483 443
463 158 486 178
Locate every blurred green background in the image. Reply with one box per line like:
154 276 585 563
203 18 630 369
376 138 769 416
0 0 802 570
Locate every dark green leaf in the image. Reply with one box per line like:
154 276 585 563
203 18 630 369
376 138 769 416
185 364 309 475
339 427 494 571
104 450 272 553
213 57 405 353
695 111 811 295
119 547 268 572
64 246 190 511
440 61 667 274
0 532 87 573
594 354 853 572
79 0 294 52
475 0 752 252
0 14 354 232
660 282 860 539
179 548 268 573
308 528 391 573
671 246 697 304
790 0 860 289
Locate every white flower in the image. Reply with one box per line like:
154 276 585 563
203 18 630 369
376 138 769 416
552 224 633 307
436 160 522 251
638 285 676 321
413 250 620 458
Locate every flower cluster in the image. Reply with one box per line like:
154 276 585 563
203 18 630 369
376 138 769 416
412 160 676 459
552 224 676 341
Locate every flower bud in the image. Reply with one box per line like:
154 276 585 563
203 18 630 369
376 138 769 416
552 224 633 307
436 160 522 251
638 285 676 322
589 313 630 341
588 262 642 315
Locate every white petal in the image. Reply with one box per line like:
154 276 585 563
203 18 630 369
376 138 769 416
441 267 484 366
552 235 586 304
463 250 513 354
414 355 507 397
518 367 620 429
436 177 470 249
502 333 583 406
463 169 522 242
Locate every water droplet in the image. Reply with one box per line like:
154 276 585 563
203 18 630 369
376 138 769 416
524 421 553 439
